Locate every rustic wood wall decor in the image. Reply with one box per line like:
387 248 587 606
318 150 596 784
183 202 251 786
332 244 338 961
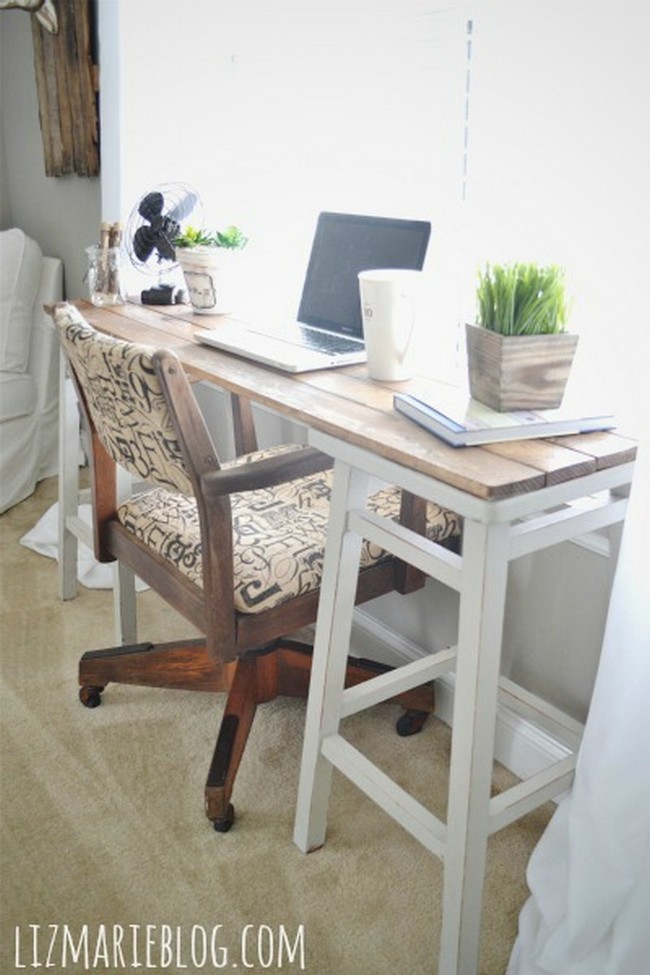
30 0 99 176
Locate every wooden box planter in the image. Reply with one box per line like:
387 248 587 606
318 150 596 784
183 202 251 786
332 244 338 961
466 323 579 412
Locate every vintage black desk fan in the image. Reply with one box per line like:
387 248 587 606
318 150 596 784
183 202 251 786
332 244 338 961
124 183 200 305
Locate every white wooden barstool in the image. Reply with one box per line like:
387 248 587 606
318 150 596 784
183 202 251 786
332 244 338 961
294 429 634 975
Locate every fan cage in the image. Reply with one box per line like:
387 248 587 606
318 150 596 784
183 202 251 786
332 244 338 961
124 182 202 278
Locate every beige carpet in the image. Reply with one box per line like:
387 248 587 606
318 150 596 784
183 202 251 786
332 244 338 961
0 477 552 974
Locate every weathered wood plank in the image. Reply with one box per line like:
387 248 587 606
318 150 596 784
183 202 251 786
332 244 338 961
70 306 547 500
70 301 636 502
31 0 98 177
483 438 597 484
547 431 638 469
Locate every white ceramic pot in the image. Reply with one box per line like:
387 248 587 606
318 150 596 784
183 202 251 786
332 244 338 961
176 246 236 315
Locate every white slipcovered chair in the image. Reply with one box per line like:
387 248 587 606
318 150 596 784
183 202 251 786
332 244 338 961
0 228 63 512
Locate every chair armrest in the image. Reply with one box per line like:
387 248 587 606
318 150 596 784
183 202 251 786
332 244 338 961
201 446 333 499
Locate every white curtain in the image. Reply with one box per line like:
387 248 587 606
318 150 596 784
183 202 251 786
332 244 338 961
507 438 650 973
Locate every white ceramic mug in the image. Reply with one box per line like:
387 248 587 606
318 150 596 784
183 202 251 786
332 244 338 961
358 269 422 381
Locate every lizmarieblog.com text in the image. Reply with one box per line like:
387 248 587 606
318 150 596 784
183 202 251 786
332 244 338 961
13 922 307 971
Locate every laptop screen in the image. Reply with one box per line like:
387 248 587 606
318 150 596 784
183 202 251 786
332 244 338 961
297 212 431 338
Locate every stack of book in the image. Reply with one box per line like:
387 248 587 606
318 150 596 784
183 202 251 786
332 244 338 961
394 386 615 448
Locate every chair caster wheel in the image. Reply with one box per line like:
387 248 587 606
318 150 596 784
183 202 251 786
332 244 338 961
212 804 235 833
79 685 103 708
396 709 429 737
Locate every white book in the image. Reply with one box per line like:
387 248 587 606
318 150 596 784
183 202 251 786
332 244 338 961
394 388 616 448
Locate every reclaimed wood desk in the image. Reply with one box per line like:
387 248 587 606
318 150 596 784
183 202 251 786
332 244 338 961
64 301 637 974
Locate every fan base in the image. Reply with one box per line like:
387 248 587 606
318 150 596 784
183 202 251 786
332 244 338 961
141 285 185 306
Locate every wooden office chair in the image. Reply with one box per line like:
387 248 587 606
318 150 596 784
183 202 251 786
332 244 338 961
51 302 461 831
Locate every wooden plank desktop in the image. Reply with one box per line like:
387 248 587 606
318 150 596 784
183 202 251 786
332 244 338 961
75 300 637 500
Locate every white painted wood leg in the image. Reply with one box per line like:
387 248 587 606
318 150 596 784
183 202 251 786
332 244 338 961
57 355 81 601
293 460 370 853
438 518 511 975
113 561 138 645
113 465 138 645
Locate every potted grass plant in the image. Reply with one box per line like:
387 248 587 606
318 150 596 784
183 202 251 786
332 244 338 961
174 224 248 315
466 262 578 411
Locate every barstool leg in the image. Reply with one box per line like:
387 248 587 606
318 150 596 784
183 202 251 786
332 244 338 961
294 461 368 852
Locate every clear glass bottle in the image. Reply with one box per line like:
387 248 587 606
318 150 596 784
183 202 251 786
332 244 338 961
85 245 126 306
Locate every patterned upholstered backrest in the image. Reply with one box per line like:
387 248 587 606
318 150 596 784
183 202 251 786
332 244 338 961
53 303 194 495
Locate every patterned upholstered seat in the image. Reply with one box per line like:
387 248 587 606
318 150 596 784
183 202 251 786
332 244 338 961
119 455 461 614
52 300 461 832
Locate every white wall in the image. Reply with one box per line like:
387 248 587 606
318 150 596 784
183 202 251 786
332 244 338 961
465 0 649 438
3 0 645 721
463 0 649 716
0 58 10 229
95 0 649 721
99 0 469 377
0 9 101 297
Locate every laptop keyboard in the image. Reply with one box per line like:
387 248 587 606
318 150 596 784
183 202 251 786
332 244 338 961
299 326 363 355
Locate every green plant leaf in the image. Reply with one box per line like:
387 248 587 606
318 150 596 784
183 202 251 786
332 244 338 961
173 224 248 250
476 262 568 335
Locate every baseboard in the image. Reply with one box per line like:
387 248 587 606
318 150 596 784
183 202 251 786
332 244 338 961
351 608 573 784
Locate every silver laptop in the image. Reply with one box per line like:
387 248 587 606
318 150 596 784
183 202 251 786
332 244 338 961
197 211 431 373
